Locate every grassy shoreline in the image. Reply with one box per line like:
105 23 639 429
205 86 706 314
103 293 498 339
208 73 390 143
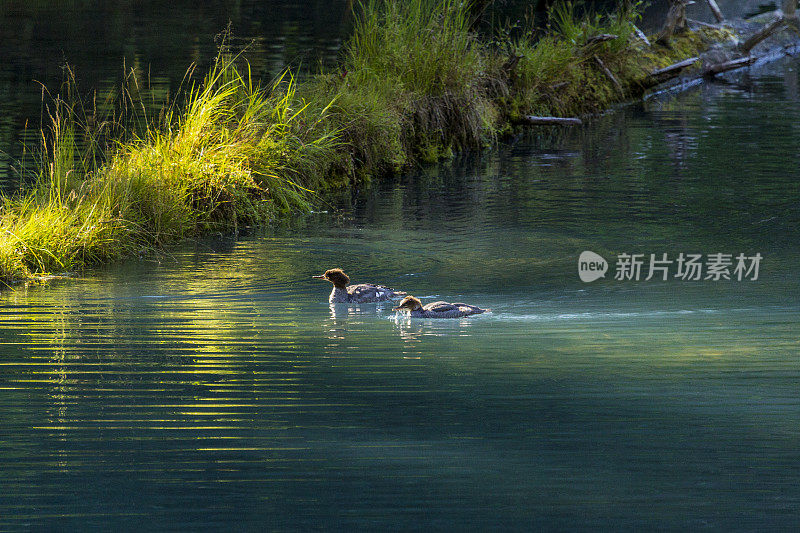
0 1 733 285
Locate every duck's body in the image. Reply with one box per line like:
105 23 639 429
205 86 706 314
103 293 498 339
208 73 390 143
314 268 406 304
394 296 486 318
327 283 406 304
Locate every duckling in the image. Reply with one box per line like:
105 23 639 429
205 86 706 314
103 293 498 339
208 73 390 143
393 295 487 318
313 268 406 304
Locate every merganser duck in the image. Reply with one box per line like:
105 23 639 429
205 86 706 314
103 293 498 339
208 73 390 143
393 295 487 318
313 268 406 304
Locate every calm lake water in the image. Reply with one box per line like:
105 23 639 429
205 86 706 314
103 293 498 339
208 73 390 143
2 2 800 531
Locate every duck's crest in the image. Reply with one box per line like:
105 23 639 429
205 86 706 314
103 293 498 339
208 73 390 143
324 268 350 288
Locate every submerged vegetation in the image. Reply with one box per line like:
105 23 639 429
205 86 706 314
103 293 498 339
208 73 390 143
0 0 739 284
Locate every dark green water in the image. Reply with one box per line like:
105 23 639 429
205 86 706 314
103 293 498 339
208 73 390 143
2 52 800 529
3 1 800 530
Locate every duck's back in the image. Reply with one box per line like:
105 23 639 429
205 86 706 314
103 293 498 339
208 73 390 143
422 301 485 318
346 283 405 303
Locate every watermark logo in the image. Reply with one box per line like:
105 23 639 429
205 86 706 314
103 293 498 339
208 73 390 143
579 252 762 282
578 250 608 282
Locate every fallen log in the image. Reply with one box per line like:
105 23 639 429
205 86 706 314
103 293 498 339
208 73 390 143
703 55 757 76
687 18 724 30
705 0 725 23
594 55 624 94
650 57 700 78
633 25 651 46
521 116 583 126
584 34 618 47
637 5 800 102
739 15 785 53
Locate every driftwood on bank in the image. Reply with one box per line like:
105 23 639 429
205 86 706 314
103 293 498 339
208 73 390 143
649 0 794 84
584 34 618 47
703 56 758 76
650 57 700 79
633 25 651 46
520 116 583 126
686 18 724 30
594 55 624 94
739 15 785 53
523 4 798 130
705 0 725 23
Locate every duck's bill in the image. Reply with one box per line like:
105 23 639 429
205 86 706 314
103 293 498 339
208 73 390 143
312 275 325 279
392 306 402 311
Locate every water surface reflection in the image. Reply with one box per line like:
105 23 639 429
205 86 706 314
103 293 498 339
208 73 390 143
1 45 800 532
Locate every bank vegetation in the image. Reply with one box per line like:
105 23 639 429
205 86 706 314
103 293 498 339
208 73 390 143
0 0 761 284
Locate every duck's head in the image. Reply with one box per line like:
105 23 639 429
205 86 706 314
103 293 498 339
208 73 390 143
393 295 423 312
312 268 350 288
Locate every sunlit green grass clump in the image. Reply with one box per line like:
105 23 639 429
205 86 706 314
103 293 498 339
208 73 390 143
0 56 334 282
305 0 503 183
